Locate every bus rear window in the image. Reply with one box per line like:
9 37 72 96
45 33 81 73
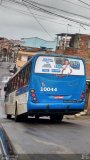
35 56 85 76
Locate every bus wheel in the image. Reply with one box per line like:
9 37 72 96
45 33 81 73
15 107 20 122
50 115 63 123
22 114 27 121
58 114 63 122
50 115 56 122
35 115 39 121
7 114 11 119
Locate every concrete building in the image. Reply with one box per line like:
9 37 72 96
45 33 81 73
16 47 47 69
56 33 90 112
0 37 20 62
21 37 57 51
16 37 57 69
56 33 90 79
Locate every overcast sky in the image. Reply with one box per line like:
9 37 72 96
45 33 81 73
0 0 90 40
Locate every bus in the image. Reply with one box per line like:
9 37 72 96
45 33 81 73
4 54 86 122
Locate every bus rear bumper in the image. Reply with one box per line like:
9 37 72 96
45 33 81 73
27 101 85 115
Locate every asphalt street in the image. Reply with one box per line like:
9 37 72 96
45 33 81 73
1 117 90 153
0 62 90 160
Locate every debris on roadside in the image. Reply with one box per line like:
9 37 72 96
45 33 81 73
64 109 90 120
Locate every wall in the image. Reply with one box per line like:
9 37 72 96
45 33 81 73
56 34 90 78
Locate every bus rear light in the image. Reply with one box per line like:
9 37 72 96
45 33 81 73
79 91 86 102
31 93 36 98
30 90 38 103
81 95 85 99
31 89 35 93
80 91 86 100
33 98 37 101
32 97 38 103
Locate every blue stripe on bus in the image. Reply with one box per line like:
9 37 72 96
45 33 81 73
16 85 28 96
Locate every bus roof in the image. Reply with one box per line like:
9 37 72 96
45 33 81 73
32 53 85 61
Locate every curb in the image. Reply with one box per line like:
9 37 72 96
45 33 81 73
64 110 90 120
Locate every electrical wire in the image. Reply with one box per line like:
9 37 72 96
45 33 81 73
0 3 82 30
23 0 90 20
21 0 90 27
77 0 90 7
0 3 57 21
1 0 90 30
63 0 90 10
23 2 53 40
4 0 90 23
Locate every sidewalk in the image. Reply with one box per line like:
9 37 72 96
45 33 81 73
64 110 90 120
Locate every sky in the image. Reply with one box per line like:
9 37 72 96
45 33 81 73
0 0 90 41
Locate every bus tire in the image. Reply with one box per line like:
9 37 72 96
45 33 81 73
7 114 11 119
22 114 27 121
35 115 39 121
15 106 20 122
50 114 63 123
58 114 63 122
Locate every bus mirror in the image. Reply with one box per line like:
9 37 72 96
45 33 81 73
4 86 7 92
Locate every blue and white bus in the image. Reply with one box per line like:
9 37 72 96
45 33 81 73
4 54 86 122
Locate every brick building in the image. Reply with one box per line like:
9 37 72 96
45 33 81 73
0 37 20 62
56 33 90 79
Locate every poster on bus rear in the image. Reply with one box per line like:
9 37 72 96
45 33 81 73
35 56 85 76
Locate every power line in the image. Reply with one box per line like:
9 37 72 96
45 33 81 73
77 0 90 7
23 0 90 20
63 0 90 10
21 0 90 27
23 2 53 40
0 3 82 30
4 0 90 23
1 0 90 26
0 3 57 21
1 2 86 31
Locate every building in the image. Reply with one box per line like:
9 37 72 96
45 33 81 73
56 33 90 79
16 47 47 69
21 37 57 51
0 37 20 62
16 37 57 69
56 33 90 112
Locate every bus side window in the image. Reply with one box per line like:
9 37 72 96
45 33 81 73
26 68 29 84
17 74 20 89
20 72 24 87
25 63 31 84
27 62 31 83
12 79 14 92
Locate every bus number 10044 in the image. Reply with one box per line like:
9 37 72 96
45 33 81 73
40 87 57 92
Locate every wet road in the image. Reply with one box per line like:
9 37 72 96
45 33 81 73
1 117 90 156
0 62 90 160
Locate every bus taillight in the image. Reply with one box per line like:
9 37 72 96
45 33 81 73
80 91 86 100
31 89 38 102
31 93 36 98
81 91 85 98
31 89 35 93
